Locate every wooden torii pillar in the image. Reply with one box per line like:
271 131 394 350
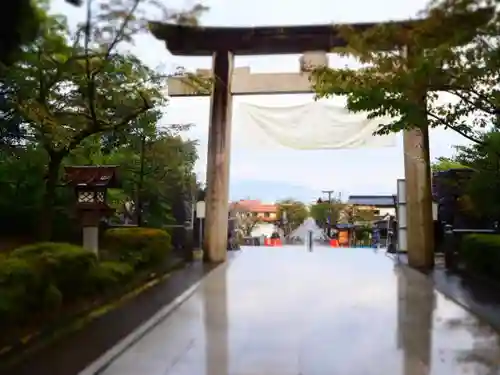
149 16 488 268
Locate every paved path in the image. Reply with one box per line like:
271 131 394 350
3 262 216 375
83 246 500 375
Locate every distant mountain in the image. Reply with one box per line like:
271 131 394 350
229 179 318 203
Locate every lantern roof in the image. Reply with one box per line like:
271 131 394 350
64 165 120 188
149 9 492 56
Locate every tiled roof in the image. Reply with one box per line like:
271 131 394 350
254 204 277 213
64 165 119 187
347 195 395 207
231 200 277 213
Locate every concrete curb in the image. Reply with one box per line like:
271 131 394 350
78 278 204 375
431 269 500 334
395 256 500 333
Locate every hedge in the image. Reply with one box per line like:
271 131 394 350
0 226 173 328
11 242 98 300
459 234 500 279
89 261 134 293
102 227 172 268
0 256 57 322
0 243 115 324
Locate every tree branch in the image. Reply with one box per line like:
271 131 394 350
427 111 485 145
65 96 151 153
104 0 141 61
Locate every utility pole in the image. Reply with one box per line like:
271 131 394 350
322 190 335 238
322 190 334 204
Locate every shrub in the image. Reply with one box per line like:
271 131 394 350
0 257 39 321
459 234 500 279
0 234 173 329
102 227 172 268
11 242 98 300
0 257 62 323
355 227 371 243
88 261 134 293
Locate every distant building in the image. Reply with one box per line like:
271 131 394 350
230 199 278 222
229 200 278 238
347 195 396 220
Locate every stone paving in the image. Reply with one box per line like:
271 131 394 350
83 246 500 375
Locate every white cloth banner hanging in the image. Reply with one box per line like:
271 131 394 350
235 101 397 150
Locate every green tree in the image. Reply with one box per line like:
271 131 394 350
276 199 308 235
119 132 197 228
0 146 48 237
0 0 209 239
0 0 207 66
431 156 468 172
2 1 168 238
339 205 376 224
310 200 343 228
66 125 198 227
311 1 497 145
0 0 80 67
453 131 500 221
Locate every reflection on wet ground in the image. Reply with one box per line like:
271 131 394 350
433 268 500 334
87 246 500 375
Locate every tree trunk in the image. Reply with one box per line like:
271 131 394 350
38 153 63 240
136 136 146 227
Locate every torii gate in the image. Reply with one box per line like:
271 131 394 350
149 14 489 270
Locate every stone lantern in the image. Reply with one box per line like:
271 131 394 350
64 165 120 254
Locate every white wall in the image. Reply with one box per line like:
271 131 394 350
251 223 276 237
379 207 396 217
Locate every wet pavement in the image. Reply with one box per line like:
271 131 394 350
3 262 217 375
433 268 500 334
83 246 500 375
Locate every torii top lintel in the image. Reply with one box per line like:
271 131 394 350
149 9 491 56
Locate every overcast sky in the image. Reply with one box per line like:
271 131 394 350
51 0 472 202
